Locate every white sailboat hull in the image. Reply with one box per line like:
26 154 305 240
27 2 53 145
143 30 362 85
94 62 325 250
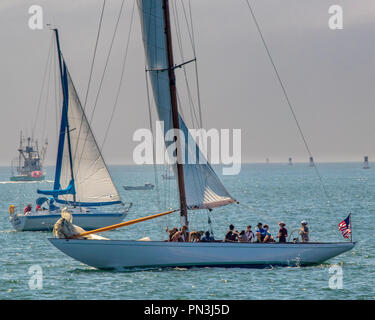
10 212 126 231
48 239 355 269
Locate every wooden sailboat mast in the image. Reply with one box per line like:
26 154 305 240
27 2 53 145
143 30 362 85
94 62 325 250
162 0 188 227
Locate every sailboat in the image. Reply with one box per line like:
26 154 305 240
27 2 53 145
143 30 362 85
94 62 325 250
48 0 354 269
363 156 370 169
9 29 130 231
309 156 315 167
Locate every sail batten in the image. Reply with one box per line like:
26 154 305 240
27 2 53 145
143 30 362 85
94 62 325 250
138 0 236 211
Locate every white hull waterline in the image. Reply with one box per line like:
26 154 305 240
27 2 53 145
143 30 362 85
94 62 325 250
10 211 126 231
48 239 355 269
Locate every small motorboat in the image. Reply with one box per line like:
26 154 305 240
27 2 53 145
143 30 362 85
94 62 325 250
123 183 154 190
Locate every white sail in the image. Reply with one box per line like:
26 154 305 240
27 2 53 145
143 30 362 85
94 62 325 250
57 68 121 206
138 0 235 210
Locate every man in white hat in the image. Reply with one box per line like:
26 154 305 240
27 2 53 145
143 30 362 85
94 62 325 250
299 220 309 242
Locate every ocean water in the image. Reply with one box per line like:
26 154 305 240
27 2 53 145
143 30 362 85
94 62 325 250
0 163 374 300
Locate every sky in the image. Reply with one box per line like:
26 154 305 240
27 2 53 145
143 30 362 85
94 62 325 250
0 0 374 166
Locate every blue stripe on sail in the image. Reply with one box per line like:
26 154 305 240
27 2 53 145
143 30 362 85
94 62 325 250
54 199 122 207
53 59 70 191
37 179 76 197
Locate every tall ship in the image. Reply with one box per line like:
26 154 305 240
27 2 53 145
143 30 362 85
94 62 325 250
10 132 47 181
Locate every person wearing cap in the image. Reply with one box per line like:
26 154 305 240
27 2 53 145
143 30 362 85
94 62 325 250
277 222 288 243
255 223 266 243
299 221 309 242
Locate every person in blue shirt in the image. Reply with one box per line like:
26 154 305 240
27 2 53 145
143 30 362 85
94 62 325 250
256 223 267 243
263 224 275 243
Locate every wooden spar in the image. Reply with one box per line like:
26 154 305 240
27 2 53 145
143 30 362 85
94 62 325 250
69 209 177 239
162 0 188 227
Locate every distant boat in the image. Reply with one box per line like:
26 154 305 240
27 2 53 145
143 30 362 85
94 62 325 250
363 156 370 169
9 29 130 231
123 183 154 190
48 0 354 270
162 167 175 180
309 156 314 167
161 173 175 180
10 133 47 182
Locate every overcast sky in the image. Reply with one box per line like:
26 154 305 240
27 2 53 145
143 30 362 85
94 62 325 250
0 0 374 166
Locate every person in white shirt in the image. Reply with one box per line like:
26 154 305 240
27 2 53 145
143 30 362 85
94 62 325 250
245 225 255 242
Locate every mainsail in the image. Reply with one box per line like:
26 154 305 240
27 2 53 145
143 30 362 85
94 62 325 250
38 31 120 206
57 66 121 205
138 0 236 210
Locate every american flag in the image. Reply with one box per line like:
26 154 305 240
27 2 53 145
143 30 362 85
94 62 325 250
338 214 351 239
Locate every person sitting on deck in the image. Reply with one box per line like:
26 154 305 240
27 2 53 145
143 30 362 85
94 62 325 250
171 230 183 242
245 225 255 242
225 224 239 242
255 223 266 243
181 225 189 242
189 231 204 242
299 220 309 242
238 230 248 242
263 224 274 243
277 222 288 243
201 231 214 242
166 227 178 242
24 204 32 215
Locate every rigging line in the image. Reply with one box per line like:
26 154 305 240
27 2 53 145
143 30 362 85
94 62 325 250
180 0 205 159
171 1 199 130
82 0 106 111
100 0 135 152
244 0 333 211
32 33 54 141
180 0 195 52
72 0 107 162
145 67 162 212
86 0 126 140
185 0 203 129
172 2 199 130
236 202 280 226
75 0 124 182
41 45 54 143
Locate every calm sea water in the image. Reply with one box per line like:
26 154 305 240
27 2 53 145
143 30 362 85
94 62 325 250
0 163 374 300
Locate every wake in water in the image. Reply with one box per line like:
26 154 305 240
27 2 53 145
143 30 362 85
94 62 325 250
0 180 53 184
